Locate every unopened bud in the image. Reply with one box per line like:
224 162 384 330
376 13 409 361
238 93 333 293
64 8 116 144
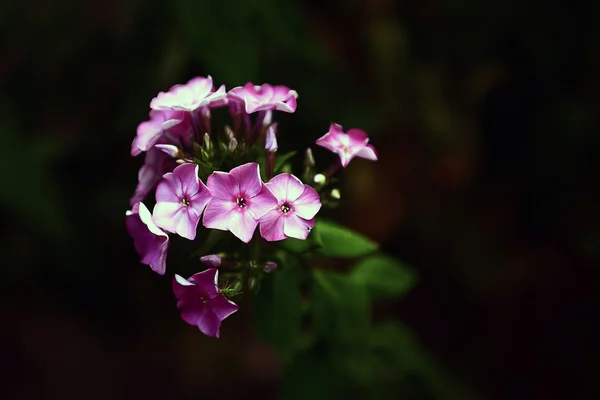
228 137 238 152
199 254 221 268
203 133 212 151
225 125 235 141
265 123 278 152
330 188 341 200
314 174 326 184
264 261 278 273
155 144 179 158
304 148 315 167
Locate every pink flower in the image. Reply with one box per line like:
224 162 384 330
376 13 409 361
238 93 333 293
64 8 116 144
153 163 212 240
315 123 378 167
131 109 190 156
203 163 278 243
126 202 170 275
129 148 177 206
173 268 238 338
227 83 298 114
150 76 227 112
259 173 322 241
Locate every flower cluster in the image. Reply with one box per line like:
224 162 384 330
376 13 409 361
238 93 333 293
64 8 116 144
126 76 377 337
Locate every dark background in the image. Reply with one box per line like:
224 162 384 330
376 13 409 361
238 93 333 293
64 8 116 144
1 0 599 399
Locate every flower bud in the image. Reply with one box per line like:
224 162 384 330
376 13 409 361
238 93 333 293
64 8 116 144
330 188 341 200
304 148 315 167
314 173 326 185
228 137 238 152
264 261 278 273
203 132 212 151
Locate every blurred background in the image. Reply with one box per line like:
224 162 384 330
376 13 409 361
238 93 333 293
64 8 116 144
1 0 599 398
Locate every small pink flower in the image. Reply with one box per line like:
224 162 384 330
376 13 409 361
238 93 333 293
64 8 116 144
259 173 322 241
150 76 227 112
131 109 190 156
153 163 212 240
126 202 170 275
129 148 177 206
315 123 378 167
173 268 239 338
227 83 298 114
203 163 278 243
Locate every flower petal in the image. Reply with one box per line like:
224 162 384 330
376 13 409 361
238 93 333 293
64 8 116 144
356 144 378 161
267 173 305 203
203 200 236 230
248 184 278 219
210 295 239 322
206 171 239 200
293 185 322 220
259 209 286 241
126 202 169 275
189 268 220 299
173 163 199 197
283 214 315 240
197 308 223 338
230 163 263 198
174 207 200 240
228 210 258 243
152 202 183 234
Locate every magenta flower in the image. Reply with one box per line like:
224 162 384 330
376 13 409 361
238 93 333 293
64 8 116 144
153 163 212 240
227 83 298 114
259 173 322 241
131 109 189 156
203 163 278 243
150 76 227 112
126 202 169 275
315 123 378 167
173 268 238 338
129 148 177 206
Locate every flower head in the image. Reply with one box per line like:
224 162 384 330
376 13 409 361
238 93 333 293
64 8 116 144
153 163 212 240
227 83 298 114
203 163 278 243
259 173 322 241
173 268 239 338
150 76 227 112
126 202 170 275
315 123 378 167
131 109 190 156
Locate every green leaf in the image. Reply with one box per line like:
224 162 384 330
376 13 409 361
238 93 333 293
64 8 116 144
273 150 297 173
316 219 378 258
369 321 477 400
253 258 304 363
312 270 370 345
350 254 416 300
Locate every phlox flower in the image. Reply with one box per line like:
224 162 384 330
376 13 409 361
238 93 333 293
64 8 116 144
150 76 227 112
126 202 169 275
131 109 190 156
259 173 322 241
153 163 212 241
227 83 298 114
315 123 378 167
203 163 278 243
173 268 238 338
